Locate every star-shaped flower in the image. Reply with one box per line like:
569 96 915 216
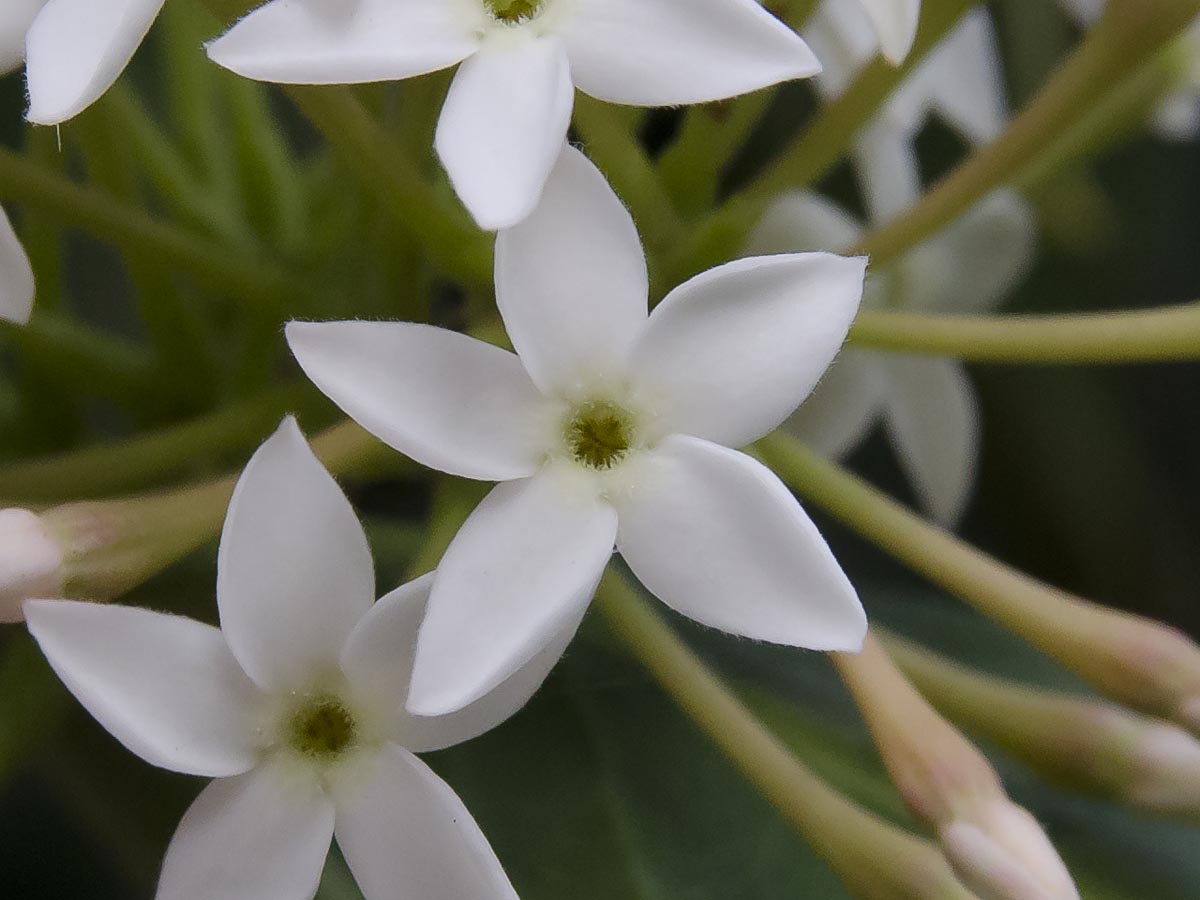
287 146 868 717
0 205 35 325
207 0 820 229
15 0 169 124
26 418 552 900
747 183 1036 526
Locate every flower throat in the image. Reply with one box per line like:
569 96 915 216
287 695 358 761
485 0 544 23
566 401 633 470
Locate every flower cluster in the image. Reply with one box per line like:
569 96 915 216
2 1 1199 898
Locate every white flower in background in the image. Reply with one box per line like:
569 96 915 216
287 146 868 716
0 205 35 325
14 0 170 125
852 0 921 65
1058 0 1200 140
805 2 1008 146
0 0 44 74
0 508 61 621
25 418 552 900
208 0 819 230
747 164 1036 525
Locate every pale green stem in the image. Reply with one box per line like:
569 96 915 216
47 420 391 601
855 0 1200 266
595 572 980 900
755 433 1200 728
0 385 338 505
0 146 310 314
847 301 1200 363
573 95 684 257
283 85 493 291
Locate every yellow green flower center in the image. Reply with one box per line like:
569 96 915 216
484 0 544 23
565 401 634 470
287 695 358 761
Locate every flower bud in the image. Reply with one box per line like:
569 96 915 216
0 508 64 622
1123 722 1200 814
940 799 1080 900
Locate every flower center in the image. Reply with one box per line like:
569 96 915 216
484 0 543 23
565 400 634 470
286 695 358 761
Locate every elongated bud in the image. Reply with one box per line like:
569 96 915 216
834 636 1079 900
940 800 1079 900
882 630 1200 818
0 508 64 622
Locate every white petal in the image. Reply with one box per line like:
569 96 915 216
561 0 820 106
218 418 375 691
206 0 480 85
899 190 1036 314
745 190 862 257
340 573 582 752
407 465 617 716
615 436 866 650
785 349 887 460
435 36 574 230
881 357 980 527
24 600 260 777
1058 0 1102 25
0 0 44 73
1151 91 1200 141
157 764 335 900
854 121 923 223
804 0 879 99
855 0 921 65
629 253 866 449
24 0 165 124
888 9 1008 144
495 145 648 394
287 321 549 481
0 206 35 325
335 745 518 900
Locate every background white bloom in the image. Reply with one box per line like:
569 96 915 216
852 0 921 65
0 0 44 74
208 0 820 229
287 146 868 717
25 418 546 900
747 174 1036 526
0 204 35 325
21 0 168 124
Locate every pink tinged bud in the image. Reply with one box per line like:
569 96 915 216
939 800 1080 900
1124 723 1200 814
1180 696 1200 735
0 508 64 622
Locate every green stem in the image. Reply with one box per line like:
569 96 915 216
0 384 336 505
855 0 1200 266
596 572 979 900
847 301 1200 363
283 85 493 291
0 146 308 314
755 433 1200 727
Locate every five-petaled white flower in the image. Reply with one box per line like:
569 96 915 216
26 418 558 900
0 205 34 325
747 179 1035 527
207 0 820 230
9 0 170 124
286 146 869 717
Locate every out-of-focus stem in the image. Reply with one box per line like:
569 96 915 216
755 433 1200 734
855 0 1200 266
596 572 980 900
847 301 1200 363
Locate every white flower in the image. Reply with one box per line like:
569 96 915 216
0 508 62 622
287 146 868 717
207 0 820 230
1058 0 1200 140
25 418 548 900
852 0 921 65
0 205 35 325
20 0 169 124
0 0 44 74
747 176 1035 525
805 2 1007 146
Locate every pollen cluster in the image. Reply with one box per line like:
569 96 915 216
565 400 634 470
484 0 544 24
287 695 358 761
